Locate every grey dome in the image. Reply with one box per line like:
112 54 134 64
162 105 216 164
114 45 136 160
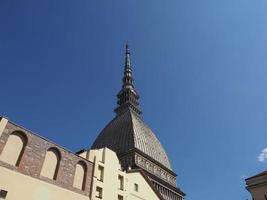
91 110 172 170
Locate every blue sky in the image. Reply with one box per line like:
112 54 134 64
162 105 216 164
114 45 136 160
1 0 267 199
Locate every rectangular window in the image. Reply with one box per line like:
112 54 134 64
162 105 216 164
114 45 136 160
118 195 123 200
134 183 138 192
118 175 124 190
0 190 7 199
96 187 103 199
97 165 104 182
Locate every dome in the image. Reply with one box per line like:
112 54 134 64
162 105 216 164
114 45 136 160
90 44 186 199
91 110 172 170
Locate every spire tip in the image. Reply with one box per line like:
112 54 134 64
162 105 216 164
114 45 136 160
125 42 130 54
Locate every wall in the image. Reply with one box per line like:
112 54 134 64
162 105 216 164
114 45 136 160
86 148 124 200
81 148 161 200
0 117 93 199
0 166 90 200
246 172 267 200
127 172 161 200
248 186 267 200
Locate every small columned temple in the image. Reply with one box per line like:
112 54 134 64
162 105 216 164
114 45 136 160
0 45 185 200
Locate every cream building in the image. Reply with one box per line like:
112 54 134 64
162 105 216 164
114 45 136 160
79 148 162 200
246 171 267 200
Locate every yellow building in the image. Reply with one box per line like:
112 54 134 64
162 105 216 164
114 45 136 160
79 148 162 200
245 171 267 200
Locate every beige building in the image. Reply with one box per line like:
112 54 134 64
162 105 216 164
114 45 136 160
79 148 162 200
246 171 267 200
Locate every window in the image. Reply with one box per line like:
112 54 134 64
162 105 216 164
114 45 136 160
134 183 138 192
0 131 27 166
118 175 124 190
40 147 61 180
100 149 105 163
118 195 123 200
73 161 87 190
0 190 7 199
96 187 103 199
97 165 104 181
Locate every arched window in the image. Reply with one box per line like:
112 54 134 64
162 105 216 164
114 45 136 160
73 161 87 190
0 131 27 166
40 147 61 180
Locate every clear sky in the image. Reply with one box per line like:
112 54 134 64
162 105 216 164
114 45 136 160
1 0 267 199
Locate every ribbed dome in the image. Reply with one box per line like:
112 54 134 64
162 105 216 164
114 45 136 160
91 45 186 199
91 110 172 170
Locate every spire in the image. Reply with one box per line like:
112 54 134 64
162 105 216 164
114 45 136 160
114 43 142 116
123 43 133 89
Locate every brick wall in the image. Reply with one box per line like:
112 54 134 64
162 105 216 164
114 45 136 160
0 121 93 196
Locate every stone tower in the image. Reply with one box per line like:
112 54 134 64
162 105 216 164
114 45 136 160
91 44 185 200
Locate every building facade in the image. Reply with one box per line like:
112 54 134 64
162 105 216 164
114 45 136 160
0 117 93 200
78 148 163 200
0 116 164 200
246 171 267 200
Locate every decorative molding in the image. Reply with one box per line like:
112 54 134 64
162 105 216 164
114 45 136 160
135 154 176 186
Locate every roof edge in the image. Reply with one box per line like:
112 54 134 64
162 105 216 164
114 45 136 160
245 171 267 181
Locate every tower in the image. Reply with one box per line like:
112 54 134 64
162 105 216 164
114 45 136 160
91 44 185 200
